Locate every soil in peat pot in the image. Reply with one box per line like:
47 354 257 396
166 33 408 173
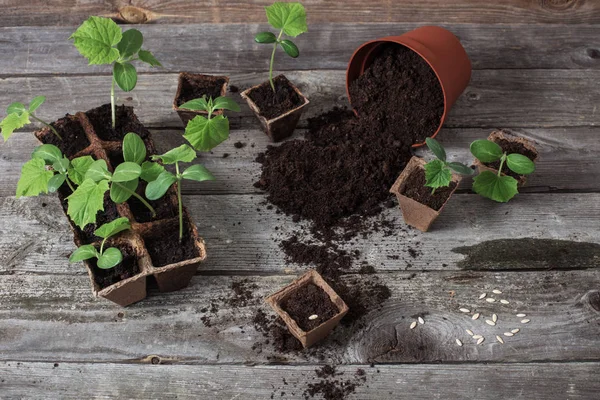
281 283 340 331
143 219 199 267
39 116 90 157
175 75 227 107
127 182 177 223
246 75 304 120
86 104 151 142
401 167 457 210
90 243 140 289
485 138 538 179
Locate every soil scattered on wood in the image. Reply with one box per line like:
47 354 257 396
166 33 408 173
281 283 340 331
247 75 304 120
401 167 457 210
303 365 367 400
176 75 227 106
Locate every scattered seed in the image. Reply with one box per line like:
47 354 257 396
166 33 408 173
308 314 318 320
496 335 505 344
456 339 463 346
521 319 530 324
418 317 425 325
492 314 498 323
516 313 526 318
511 329 520 334
479 293 487 299
472 313 480 320
504 332 514 337
410 321 417 330
486 298 496 303
473 334 483 339
485 320 496 326
493 289 502 294
459 308 470 313
500 299 510 304
477 337 485 345
466 329 474 336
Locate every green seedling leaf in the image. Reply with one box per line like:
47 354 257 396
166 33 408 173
425 137 446 162
66 179 109 228
424 159 452 190
265 2 308 37
472 170 518 203
152 144 196 165
113 62 138 92
138 49 162 67
7 102 26 115
110 178 138 203
68 156 95 185
48 174 66 193
29 96 46 113
140 161 165 182
123 132 146 165
146 171 177 200
255 31 277 43
32 144 63 165
85 159 112 182
69 245 99 263
16 158 54 198
112 161 141 182
506 153 536 175
97 247 123 269
184 115 230 152
94 217 131 239
279 39 299 58
447 162 475 176
470 140 503 163
69 16 122 65
1 111 30 141
52 157 70 174
212 96 241 112
117 29 143 58
179 98 209 112
182 164 216 182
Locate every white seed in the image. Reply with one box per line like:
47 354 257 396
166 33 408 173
496 335 505 344
466 329 474 336
511 329 520 334
473 335 483 339
486 298 496 303
472 313 480 320
459 308 470 313
410 321 417 330
516 313 526 318
521 319 530 324
504 332 514 337
477 337 485 345
456 339 463 346
479 293 487 299
500 299 510 304
493 289 502 294
308 314 318 320
485 319 496 326
418 317 425 325
492 314 498 323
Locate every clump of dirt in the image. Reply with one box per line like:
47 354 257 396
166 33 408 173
303 365 367 400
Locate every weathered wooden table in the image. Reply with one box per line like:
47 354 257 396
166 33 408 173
1 2 600 399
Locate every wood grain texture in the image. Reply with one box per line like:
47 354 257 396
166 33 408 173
1 0 600 26
1 361 600 400
0 271 599 364
2 23 600 75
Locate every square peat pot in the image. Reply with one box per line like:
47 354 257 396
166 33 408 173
240 74 309 142
474 130 539 186
173 72 229 125
265 269 349 348
390 156 461 232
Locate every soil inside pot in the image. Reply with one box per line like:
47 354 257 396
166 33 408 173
39 116 90 157
485 138 537 179
89 243 140 290
176 75 227 106
144 219 200 267
127 182 177 223
281 283 340 332
246 75 304 120
86 104 151 142
400 166 457 211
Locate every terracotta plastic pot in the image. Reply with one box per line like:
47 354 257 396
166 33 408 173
346 26 472 147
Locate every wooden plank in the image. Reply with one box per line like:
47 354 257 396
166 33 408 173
0 271 599 364
1 24 600 75
1 361 599 400
2 1 600 26
1 192 599 275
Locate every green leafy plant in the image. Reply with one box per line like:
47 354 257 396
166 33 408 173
470 139 536 202
423 138 474 194
254 2 307 91
69 16 162 129
179 96 241 151
1 96 61 142
145 144 215 241
69 217 131 269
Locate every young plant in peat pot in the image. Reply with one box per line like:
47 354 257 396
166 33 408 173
390 138 474 232
173 73 230 125
266 269 349 348
241 2 310 141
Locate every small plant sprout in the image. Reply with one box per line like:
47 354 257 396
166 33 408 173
179 96 241 151
470 139 536 202
70 16 162 129
424 137 474 194
69 217 131 269
1 96 61 142
145 144 215 241
254 2 307 91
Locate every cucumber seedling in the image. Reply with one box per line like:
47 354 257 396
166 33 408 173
470 139 536 202
179 95 241 151
145 144 215 241
70 16 162 129
424 137 474 194
1 96 61 142
254 2 307 91
69 217 131 269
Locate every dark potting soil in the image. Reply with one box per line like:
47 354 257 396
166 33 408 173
246 75 304 120
485 138 538 179
39 116 91 157
176 75 227 106
90 243 140 289
401 167 457 211
86 104 151 142
303 365 366 400
143 219 200 267
127 182 177 223
281 283 340 332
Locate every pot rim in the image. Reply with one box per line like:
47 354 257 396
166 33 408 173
172 72 230 116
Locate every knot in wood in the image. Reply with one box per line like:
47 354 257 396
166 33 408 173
585 290 600 312
151 356 161 364
119 6 149 24
539 0 578 12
